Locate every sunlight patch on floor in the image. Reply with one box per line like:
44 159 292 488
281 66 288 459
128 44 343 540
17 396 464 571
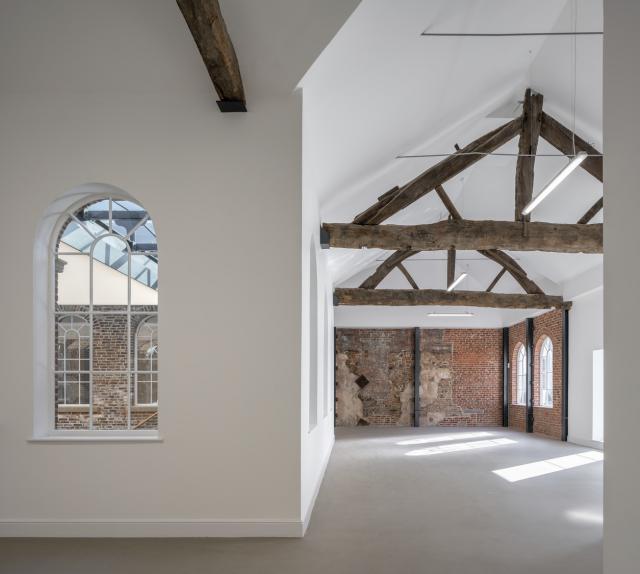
396 431 493 446
493 451 604 482
405 437 516 456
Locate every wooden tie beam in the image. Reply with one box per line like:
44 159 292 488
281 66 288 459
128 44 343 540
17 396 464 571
334 288 570 310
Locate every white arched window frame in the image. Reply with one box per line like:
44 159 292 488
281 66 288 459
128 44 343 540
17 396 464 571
135 316 158 406
539 337 553 407
515 345 527 405
32 185 160 440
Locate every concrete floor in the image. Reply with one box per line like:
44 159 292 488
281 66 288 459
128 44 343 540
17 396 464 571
0 427 603 574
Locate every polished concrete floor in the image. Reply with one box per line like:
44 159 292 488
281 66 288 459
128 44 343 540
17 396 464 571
0 427 603 574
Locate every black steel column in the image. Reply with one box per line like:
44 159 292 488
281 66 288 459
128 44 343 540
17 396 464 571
502 327 509 427
414 328 421 427
562 309 569 441
526 318 535 433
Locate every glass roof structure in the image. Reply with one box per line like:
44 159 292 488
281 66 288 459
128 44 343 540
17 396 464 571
58 198 158 290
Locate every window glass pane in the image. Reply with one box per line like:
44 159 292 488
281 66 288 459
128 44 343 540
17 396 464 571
135 316 157 406
130 254 158 305
136 374 152 405
56 254 90 306
55 315 90 371
58 221 95 253
92 237 129 306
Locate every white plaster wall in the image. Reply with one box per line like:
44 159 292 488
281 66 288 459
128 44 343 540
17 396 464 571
300 111 337 534
0 0 358 536
603 0 640 570
567 288 603 448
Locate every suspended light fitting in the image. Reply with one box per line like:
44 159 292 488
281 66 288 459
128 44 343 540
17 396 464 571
446 272 468 292
521 151 588 216
427 312 474 318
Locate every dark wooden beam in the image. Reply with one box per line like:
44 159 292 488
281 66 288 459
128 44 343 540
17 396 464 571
334 288 570 310
447 248 456 287
515 89 544 220
176 0 246 111
486 268 507 292
477 249 544 294
397 262 419 289
577 197 604 224
434 185 463 220
323 220 603 254
432 183 543 294
359 250 418 289
353 117 522 224
540 112 603 182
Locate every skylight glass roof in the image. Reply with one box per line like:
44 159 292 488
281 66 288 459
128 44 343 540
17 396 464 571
59 198 158 290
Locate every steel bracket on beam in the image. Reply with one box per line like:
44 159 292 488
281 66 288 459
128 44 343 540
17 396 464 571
320 226 331 249
217 100 247 113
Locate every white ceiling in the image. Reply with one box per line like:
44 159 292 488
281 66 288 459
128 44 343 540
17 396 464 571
302 0 603 326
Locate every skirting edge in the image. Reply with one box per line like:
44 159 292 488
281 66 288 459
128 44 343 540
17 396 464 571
0 519 304 538
302 434 335 535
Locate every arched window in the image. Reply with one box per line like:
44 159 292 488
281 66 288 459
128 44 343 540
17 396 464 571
135 316 158 406
539 337 553 407
54 196 158 431
56 315 90 405
515 344 527 405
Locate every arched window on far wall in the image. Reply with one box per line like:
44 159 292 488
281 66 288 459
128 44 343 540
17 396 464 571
54 197 158 431
135 316 158 406
55 315 90 405
515 344 527 406
539 337 553 407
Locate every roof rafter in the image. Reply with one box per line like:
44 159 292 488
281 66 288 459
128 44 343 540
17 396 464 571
325 88 603 309
433 183 543 294
353 118 522 224
515 89 544 221
359 249 418 289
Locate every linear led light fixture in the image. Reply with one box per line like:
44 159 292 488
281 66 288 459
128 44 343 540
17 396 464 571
446 272 468 292
427 312 474 318
522 151 588 216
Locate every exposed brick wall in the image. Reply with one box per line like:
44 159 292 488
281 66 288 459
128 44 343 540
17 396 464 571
421 329 503 427
507 310 564 440
335 329 414 426
335 328 503 427
55 305 158 430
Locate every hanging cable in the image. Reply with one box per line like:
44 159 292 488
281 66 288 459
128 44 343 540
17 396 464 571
572 0 578 157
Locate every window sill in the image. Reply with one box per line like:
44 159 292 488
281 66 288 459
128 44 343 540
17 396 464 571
29 432 162 443
535 405 554 409
132 405 158 413
56 405 157 413
57 405 90 413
